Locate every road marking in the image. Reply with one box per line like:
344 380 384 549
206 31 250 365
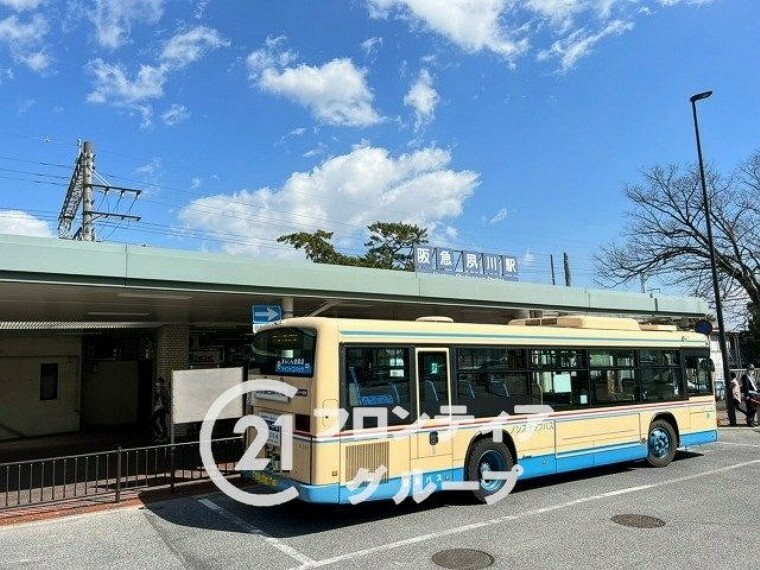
293 457 760 569
197 498 315 566
717 441 760 448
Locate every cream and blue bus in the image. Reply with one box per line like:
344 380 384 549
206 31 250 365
247 315 717 504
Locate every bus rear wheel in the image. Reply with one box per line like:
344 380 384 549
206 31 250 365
646 419 677 467
467 439 514 503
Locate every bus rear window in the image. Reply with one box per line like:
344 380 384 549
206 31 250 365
252 328 316 377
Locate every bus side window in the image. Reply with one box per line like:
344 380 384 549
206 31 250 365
344 346 413 428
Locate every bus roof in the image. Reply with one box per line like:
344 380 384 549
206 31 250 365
257 316 709 349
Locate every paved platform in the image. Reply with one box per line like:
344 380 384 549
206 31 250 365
1 428 758 569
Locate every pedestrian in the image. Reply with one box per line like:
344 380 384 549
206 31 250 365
740 364 759 427
151 377 171 442
728 372 747 419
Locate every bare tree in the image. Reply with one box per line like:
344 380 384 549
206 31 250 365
596 150 760 323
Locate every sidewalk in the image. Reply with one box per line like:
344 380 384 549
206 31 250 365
716 400 758 428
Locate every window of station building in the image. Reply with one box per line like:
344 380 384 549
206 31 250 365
344 346 412 427
454 347 529 417
40 363 58 401
684 349 713 396
530 348 589 409
589 350 637 405
639 349 685 402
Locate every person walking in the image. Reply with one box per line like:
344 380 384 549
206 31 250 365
728 372 747 420
740 364 759 427
151 377 171 442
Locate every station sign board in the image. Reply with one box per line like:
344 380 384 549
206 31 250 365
413 246 519 281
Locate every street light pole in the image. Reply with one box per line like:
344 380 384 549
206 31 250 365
690 90 736 427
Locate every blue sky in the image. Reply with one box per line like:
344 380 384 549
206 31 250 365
0 0 757 291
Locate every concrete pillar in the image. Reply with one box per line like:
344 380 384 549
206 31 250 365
154 324 189 383
282 297 294 319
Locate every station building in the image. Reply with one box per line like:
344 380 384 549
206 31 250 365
0 234 708 443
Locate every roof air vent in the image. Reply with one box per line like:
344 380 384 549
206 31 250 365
415 316 454 323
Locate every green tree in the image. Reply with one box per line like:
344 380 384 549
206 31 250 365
278 221 428 271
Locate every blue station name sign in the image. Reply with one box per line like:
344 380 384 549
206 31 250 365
413 246 519 281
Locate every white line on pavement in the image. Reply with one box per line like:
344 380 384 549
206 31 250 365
717 441 760 448
197 498 315 566
293 457 760 569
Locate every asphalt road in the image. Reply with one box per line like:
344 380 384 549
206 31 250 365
2 428 759 570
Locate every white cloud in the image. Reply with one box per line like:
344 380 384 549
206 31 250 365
161 103 190 126
246 35 297 78
537 19 633 72
179 145 479 256
367 0 529 61
0 210 53 237
86 26 226 123
17 97 34 114
526 0 587 30
248 46 383 127
0 14 51 73
367 0 697 71
160 26 228 68
88 0 164 49
87 59 166 104
360 36 383 60
404 69 439 131
0 0 43 11
190 177 201 189
302 143 327 159
483 207 509 224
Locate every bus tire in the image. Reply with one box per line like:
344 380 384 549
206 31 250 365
646 419 677 468
466 438 514 503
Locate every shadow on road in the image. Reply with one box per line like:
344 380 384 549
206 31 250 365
145 452 705 539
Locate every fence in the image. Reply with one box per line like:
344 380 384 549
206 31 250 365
0 436 244 511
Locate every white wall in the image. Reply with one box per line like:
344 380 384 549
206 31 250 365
0 336 81 440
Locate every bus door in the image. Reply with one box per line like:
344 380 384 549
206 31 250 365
412 349 453 480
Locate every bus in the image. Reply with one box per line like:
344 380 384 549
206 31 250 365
246 315 717 504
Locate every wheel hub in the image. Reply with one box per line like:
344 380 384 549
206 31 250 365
648 428 671 458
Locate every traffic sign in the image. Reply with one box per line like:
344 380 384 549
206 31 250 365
694 318 713 336
252 304 282 324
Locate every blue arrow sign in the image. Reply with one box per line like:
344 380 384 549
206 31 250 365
252 304 282 324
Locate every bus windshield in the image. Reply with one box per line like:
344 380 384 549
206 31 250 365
251 327 317 377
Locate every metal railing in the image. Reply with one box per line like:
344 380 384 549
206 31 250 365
0 436 243 511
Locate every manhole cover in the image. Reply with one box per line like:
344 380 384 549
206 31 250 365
611 514 666 529
431 548 495 570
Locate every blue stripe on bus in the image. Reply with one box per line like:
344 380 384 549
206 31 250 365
246 429 718 503
680 429 718 447
340 330 707 344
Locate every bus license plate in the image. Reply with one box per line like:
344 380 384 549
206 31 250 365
252 472 278 488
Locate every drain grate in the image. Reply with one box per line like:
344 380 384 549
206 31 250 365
611 514 666 529
431 548 495 570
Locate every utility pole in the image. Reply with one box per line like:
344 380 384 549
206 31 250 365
640 273 646 294
550 254 556 286
81 141 94 241
563 252 571 287
58 140 142 241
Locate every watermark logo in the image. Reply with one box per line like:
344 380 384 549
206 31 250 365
200 379 299 506
200 383 553 506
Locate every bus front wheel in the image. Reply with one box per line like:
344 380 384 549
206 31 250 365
466 439 514 503
646 419 677 468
